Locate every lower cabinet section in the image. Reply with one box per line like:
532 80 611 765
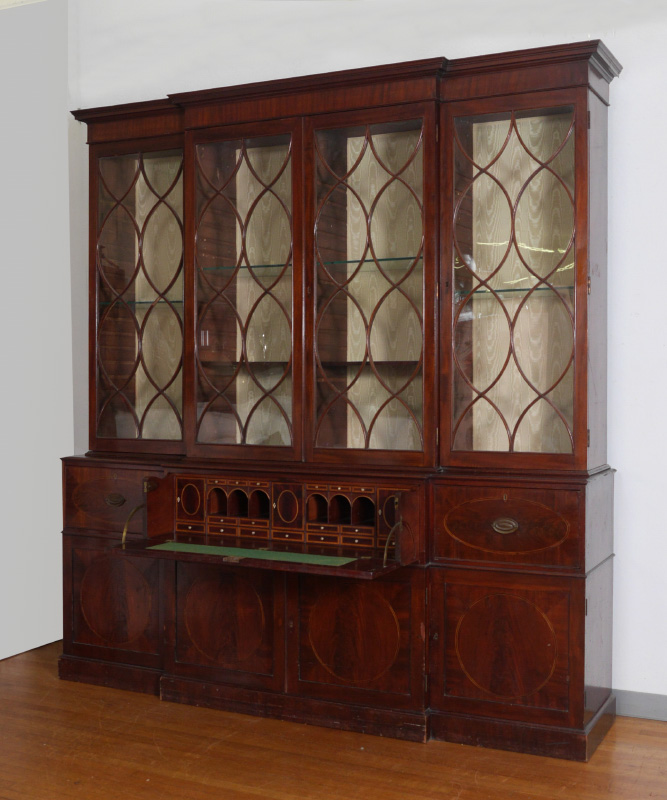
168 562 285 692
429 568 580 724
287 571 425 710
427 563 614 759
62 535 163 670
59 540 613 760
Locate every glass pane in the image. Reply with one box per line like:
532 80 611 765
451 107 575 454
96 149 184 440
195 134 293 446
314 119 424 451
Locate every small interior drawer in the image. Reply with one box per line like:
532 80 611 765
432 483 582 568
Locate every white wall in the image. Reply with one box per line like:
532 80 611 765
66 0 667 696
0 0 71 660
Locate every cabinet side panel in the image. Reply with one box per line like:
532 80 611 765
584 557 613 723
585 470 614 571
587 91 609 470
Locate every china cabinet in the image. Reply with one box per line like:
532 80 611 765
61 40 620 760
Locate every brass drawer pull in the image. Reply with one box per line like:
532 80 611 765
492 517 519 535
121 504 145 546
105 493 126 507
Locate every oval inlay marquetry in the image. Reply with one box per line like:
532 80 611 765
308 585 400 684
455 593 557 699
184 575 264 665
180 483 201 517
445 497 568 554
276 490 298 524
80 557 152 645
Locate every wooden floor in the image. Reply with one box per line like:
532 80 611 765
1 643 666 799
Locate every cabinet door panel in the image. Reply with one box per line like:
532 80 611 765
190 120 302 461
441 90 589 471
92 141 185 452
171 562 285 691
65 537 162 668
306 104 437 467
430 568 582 726
288 570 425 709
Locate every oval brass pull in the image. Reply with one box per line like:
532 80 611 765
492 517 519 534
105 493 126 508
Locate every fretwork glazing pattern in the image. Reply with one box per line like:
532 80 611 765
451 107 576 453
194 135 294 447
96 150 184 440
313 120 425 451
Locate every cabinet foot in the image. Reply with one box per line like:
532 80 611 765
58 655 161 696
429 694 616 761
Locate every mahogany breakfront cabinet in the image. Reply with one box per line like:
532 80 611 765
60 41 621 760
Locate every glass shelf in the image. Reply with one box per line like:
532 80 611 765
197 354 290 368
319 257 422 272
317 360 419 368
99 299 184 308
456 285 573 297
202 262 292 272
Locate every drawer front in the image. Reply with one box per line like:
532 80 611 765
175 522 205 534
64 465 159 534
433 484 582 568
238 525 269 540
272 528 303 543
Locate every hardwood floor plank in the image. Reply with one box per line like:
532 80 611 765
1 643 666 800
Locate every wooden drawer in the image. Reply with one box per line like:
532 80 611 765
432 484 583 569
208 524 237 537
239 525 269 540
306 532 339 545
63 464 159 534
176 522 205 534
341 535 373 547
306 523 338 534
272 529 303 543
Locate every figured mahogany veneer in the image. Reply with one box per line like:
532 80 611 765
61 40 620 761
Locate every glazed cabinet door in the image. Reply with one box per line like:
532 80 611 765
442 90 589 470
306 105 437 467
188 120 303 461
429 567 584 728
286 569 425 711
91 138 185 453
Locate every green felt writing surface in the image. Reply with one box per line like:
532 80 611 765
148 541 356 566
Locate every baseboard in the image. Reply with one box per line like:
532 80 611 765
615 689 667 722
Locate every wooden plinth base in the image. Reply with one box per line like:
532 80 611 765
58 657 615 759
160 676 428 742
58 655 161 696
429 695 616 761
